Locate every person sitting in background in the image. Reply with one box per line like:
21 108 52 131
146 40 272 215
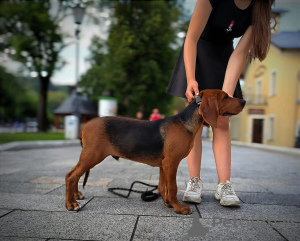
136 111 144 120
149 108 161 121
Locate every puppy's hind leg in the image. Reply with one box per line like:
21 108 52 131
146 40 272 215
65 150 107 211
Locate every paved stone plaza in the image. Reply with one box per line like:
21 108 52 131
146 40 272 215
0 141 299 240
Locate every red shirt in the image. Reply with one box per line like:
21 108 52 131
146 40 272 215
149 113 161 121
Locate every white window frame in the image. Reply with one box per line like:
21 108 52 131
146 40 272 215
269 69 277 97
255 78 262 105
268 114 275 141
246 84 252 104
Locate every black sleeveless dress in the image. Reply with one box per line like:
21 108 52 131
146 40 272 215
166 0 254 99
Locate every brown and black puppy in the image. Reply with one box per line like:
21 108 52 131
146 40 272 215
65 89 246 215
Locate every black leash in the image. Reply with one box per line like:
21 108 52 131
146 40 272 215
108 181 159 202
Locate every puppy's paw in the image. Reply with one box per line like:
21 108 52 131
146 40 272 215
65 201 81 211
75 191 85 200
174 205 192 215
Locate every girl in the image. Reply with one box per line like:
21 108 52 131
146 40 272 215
167 0 274 206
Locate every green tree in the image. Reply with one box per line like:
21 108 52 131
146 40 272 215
0 0 69 131
0 66 38 122
80 0 185 117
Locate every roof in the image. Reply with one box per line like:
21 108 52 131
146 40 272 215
54 94 98 116
271 31 300 49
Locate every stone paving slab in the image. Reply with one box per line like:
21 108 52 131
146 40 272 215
0 171 45 183
48 239 89 241
47 185 117 198
0 140 80 152
198 202 300 222
108 178 159 189
48 184 156 200
0 209 13 218
0 170 69 183
0 182 62 195
47 178 163 199
238 193 300 206
0 148 80 165
231 177 300 194
133 216 285 241
263 185 300 195
27 176 112 187
230 177 292 185
84 171 155 181
48 240 87 241
108 177 187 191
0 167 24 176
0 238 46 241
81 197 195 216
270 222 300 241
0 210 136 240
0 193 90 211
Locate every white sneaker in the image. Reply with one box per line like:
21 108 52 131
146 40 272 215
215 180 240 206
183 177 203 203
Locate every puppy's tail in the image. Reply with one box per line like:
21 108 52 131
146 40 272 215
83 170 90 189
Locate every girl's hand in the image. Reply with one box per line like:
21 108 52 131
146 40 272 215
185 80 200 102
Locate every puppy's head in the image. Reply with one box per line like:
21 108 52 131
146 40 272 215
197 90 246 128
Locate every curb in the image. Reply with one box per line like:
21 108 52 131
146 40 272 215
0 140 81 152
231 140 300 156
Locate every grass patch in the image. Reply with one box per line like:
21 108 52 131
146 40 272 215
0 132 65 144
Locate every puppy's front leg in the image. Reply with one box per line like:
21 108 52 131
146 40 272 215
162 159 192 215
158 167 172 208
157 167 164 197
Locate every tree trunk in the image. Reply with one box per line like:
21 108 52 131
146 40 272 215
37 76 49 132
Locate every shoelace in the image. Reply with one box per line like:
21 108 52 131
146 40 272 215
190 177 201 192
221 182 235 196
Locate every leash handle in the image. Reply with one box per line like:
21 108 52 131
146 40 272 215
141 191 159 202
107 181 159 202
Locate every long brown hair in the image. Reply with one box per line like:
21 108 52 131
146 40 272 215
250 0 275 61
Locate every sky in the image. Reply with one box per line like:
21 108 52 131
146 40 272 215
1 0 299 86
0 1 110 86
50 6 110 85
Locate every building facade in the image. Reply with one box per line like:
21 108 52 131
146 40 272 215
230 41 300 147
230 3 300 148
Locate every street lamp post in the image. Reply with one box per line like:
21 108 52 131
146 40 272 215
72 3 85 138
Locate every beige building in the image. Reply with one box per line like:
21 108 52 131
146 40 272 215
230 5 300 148
230 32 300 147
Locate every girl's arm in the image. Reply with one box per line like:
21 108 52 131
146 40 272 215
184 0 212 102
222 25 253 97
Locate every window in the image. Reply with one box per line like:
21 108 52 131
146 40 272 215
246 84 252 104
268 115 275 141
270 70 277 97
255 79 262 104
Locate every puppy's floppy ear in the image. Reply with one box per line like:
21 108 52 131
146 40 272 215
198 93 218 128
